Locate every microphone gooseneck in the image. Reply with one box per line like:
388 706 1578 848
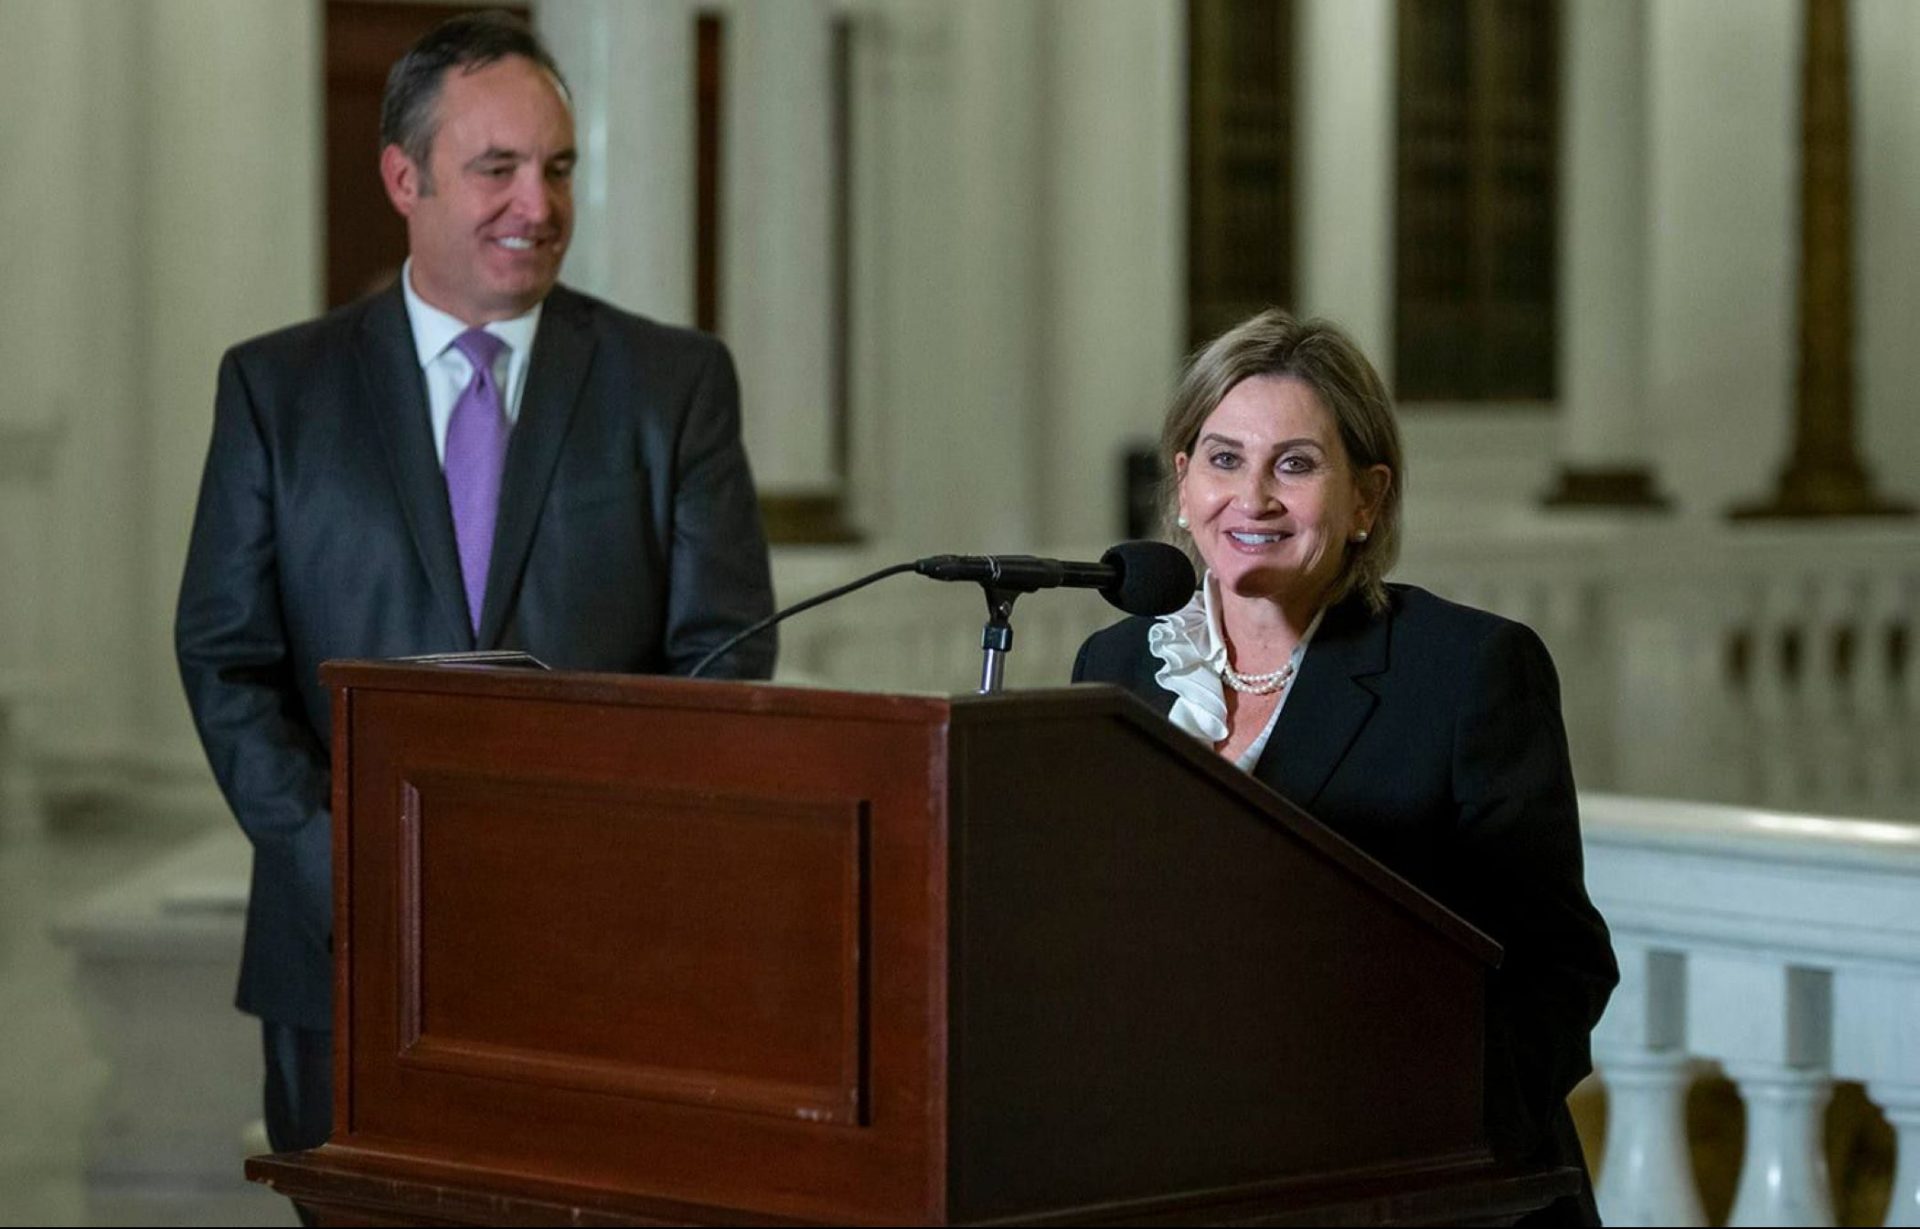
688 542 1197 684
687 561 917 680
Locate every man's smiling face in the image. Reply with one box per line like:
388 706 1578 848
381 54 575 324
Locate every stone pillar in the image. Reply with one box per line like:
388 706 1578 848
721 0 853 543
4 0 311 811
1294 0 1395 375
0 0 86 831
0 424 60 837
1040 0 1184 550
1543 0 1668 511
539 0 697 324
1 0 140 805
849 0 1045 555
144 0 323 774
1734 0 1911 519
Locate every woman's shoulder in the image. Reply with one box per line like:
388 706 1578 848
1381 583 1556 674
1072 614 1160 684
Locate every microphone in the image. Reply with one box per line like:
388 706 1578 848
914 540 1195 616
687 541 1196 680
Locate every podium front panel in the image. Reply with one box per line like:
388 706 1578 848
332 675 954 1224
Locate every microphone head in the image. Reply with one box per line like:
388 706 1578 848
1098 540 1197 616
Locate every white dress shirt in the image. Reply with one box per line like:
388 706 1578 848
400 259 543 467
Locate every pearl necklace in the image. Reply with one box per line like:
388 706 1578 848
1220 659 1296 695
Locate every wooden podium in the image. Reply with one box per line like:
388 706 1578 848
247 662 1576 1225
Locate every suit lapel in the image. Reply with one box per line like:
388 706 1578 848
477 287 595 647
1133 643 1178 720
1253 593 1389 807
354 288 474 647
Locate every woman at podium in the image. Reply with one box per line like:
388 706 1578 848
1072 309 1618 1227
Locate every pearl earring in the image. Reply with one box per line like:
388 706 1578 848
1353 530 1370 543
1176 514 1190 530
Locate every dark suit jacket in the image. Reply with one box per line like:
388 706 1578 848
1074 583 1617 1225
176 283 776 1031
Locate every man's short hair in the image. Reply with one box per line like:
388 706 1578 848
379 9 569 175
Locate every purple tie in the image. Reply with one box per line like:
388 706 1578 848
445 328 509 636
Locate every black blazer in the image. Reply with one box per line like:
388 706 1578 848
1074 583 1616 1224
175 283 776 1030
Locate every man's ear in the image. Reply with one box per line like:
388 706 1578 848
380 144 424 217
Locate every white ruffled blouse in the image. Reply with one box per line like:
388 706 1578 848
1148 571 1324 772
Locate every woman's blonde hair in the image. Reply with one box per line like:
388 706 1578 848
1160 309 1405 613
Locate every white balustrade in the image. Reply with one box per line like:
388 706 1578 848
770 524 1920 826
1583 792 1920 1227
1399 523 1920 820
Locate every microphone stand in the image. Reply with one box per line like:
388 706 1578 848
977 584 1021 694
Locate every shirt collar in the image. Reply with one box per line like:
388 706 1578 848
400 258 543 368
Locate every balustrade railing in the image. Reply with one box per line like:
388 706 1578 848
1395 525 1920 821
1582 792 1920 1227
769 524 1920 820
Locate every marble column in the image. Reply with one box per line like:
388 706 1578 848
849 0 1045 555
1041 0 1184 549
1294 0 1395 376
1734 0 1911 519
0 424 60 837
6 0 311 813
143 0 323 779
539 0 697 325
721 0 853 543
1543 0 1668 511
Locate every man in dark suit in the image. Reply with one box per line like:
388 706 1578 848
175 11 775 1163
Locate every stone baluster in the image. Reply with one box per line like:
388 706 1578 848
1836 969 1920 1228
1905 574 1920 798
1804 574 1854 808
1875 574 1910 805
1853 573 1901 808
1751 577 1801 807
1689 955 1836 1227
1876 1089 1920 1229
1594 945 1704 1226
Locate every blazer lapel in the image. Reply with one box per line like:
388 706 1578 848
477 287 595 647
1133 647 1178 721
1253 593 1389 807
354 288 474 647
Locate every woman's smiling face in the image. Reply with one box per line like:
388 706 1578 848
1175 375 1390 610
